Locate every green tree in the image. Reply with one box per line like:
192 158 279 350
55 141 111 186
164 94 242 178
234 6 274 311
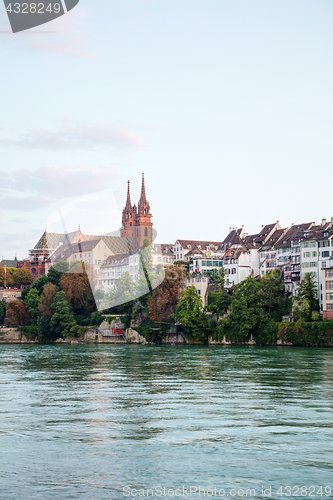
175 285 203 325
174 286 211 343
53 260 70 274
0 301 6 324
208 268 231 315
50 291 77 338
12 268 33 288
258 269 290 321
228 278 261 341
24 288 41 325
30 274 49 294
47 267 62 287
295 273 319 320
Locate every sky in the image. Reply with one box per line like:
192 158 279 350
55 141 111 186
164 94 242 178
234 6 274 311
0 0 333 258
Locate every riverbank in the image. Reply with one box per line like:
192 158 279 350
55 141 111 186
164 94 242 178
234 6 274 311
0 327 148 345
1 327 332 347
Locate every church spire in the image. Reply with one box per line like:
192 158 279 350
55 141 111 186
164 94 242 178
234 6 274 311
125 180 132 208
139 172 147 206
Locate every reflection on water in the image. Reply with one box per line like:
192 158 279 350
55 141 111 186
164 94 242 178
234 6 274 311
0 345 333 499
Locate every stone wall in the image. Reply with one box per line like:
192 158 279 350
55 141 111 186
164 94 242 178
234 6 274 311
0 328 37 344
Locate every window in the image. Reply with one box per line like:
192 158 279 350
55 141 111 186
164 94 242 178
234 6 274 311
312 252 317 257
202 261 206 266
219 261 222 267
326 293 333 300
325 270 333 277
226 269 230 274
323 262 326 268
322 251 329 258
303 252 310 258
197 289 201 295
327 304 333 310
158 257 162 262
163 257 167 263
232 268 236 274
145 228 148 237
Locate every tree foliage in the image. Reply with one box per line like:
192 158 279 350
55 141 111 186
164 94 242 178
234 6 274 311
147 266 186 323
24 288 41 324
294 273 319 321
5 300 30 327
50 291 78 338
59 270 95 315
0 301 6 324
38 283 58 321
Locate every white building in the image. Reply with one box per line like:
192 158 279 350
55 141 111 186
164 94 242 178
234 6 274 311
185 275 209 306
46 239 112 275
173 240 220 262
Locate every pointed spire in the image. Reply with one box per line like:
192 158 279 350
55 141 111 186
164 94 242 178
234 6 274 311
125 180 132 208
139 172 147 206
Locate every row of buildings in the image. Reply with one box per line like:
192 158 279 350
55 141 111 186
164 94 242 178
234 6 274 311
2 174 333 318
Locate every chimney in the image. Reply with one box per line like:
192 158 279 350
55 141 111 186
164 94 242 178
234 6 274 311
229 227 232 233
322 218 327 226
291 223 294 226
261 225 264 228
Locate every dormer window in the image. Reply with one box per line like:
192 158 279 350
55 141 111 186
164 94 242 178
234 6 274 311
324 232 328 237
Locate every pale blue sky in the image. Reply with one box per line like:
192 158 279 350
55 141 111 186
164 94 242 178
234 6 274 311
1 0 333 257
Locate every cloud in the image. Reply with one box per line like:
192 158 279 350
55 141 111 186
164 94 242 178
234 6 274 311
0 164 122 211
0 230 42 258
0 121 147 151
0 7 94 58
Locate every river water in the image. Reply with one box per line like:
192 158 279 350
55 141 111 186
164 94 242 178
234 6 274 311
0 345 333 500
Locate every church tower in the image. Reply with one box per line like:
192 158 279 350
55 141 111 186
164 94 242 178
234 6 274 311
120 174 153 252
133 172 153 251
120 180 136 239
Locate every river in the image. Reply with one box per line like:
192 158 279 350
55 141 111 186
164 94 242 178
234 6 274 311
0 345 333 499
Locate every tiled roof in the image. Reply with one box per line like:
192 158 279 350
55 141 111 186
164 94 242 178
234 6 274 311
243 234 260 249
259 228 288 250
101 253 129 268
274 222 315 248
223 247 246 260
85 235 132 254
176 239 221 251
0 259 22 268
253 223 278 244
186 247 204 257
220 229 243 249
47 239 102 263
33 230 132 256
305 223 333 241
33 232 66 251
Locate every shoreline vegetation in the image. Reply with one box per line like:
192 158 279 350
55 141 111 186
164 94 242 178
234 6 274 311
1 245 333 348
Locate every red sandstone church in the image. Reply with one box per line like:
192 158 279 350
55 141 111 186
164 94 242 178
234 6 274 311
20 173 153 279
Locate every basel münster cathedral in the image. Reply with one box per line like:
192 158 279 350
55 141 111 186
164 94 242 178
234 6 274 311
120 172 153 252
22 173 153 279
